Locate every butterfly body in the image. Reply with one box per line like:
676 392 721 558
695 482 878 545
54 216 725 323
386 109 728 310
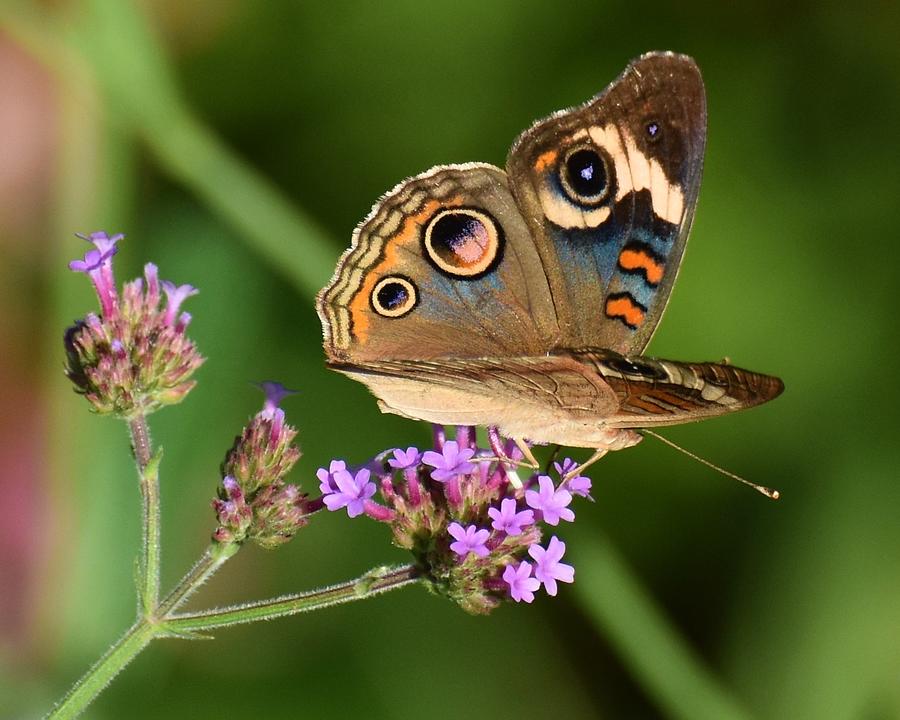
317 52 783 454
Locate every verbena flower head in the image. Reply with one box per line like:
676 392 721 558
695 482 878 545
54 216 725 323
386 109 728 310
64 232 204 418
213 382 313 549
317 426 588 614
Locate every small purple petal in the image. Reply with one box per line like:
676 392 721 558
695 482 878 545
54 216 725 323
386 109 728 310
525 475 574 526
256 380 298 417
487 497 535 535
422 440 477 482
388 446 421 470
503 561 541 603
317 460 347 494
320 467 376 518
161 280 199 326
68 248 105 273
447 521 490 558
529 536 575 596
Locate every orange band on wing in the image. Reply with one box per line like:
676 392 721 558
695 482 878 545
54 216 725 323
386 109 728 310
533 149 558 172
348 198 458 342
605 294 646 329
618 248 665 285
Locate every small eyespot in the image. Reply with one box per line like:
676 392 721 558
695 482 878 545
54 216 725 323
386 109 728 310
371 276 417 318
602 356 666 380
423 208 503 278
559 145 610 206
646 121 661 142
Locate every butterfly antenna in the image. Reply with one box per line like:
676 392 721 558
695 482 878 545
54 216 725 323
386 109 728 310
641 430 780 500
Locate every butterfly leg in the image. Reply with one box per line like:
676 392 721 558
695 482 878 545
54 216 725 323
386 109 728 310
512 438 541 469
565 449 608 481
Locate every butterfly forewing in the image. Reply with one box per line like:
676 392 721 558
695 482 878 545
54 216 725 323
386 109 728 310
506 52 706 355
568 350 785 428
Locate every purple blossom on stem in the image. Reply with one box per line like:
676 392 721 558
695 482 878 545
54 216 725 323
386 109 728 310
256 380 298 419
69 235 119 318
79 230 123 256
316 460 347 494
388 447 421 470
422 440 476 482
528 536 575 596
503 561 541 603
525 475 575 525
161 280 199 326
554 458 592 498
322 467 376 518
553 458 579 477
488 498 534 536
68 248 107 273
447 522 490 558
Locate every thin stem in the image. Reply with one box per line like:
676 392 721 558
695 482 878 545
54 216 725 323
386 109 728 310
45 620 156 720
165 564 419 633
128 415 160 611
156 545 235 617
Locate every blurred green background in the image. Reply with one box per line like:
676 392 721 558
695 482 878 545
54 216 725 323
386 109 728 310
1 1 898 718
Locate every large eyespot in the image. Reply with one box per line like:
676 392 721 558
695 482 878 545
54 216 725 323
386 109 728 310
645 120 662 142
371 276 417 318
559 145 610 206
423 208 503 278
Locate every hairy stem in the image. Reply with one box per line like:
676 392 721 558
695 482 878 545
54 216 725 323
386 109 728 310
45 562 418 719
129 415 160 611
165 564 420 633
45 620 156 720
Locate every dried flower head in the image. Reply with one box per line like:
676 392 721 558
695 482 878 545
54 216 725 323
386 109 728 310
64 232 204 418
317 426 587 614
213 382 313 549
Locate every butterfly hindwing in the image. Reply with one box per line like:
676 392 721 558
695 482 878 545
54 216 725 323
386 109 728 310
506 52 707 354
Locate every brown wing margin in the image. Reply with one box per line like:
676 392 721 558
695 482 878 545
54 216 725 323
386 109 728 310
567 350 784 428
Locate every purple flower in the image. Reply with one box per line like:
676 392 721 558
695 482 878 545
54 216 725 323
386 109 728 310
565 474 592 498
256 380 298 418
447 522 490 558
161 280 199 326
317 460 347 494
503 561 541 603
528 536 575 596
388 446 421 470
554 458 592 498
68 248 108 273
79 230 123 256
321 467 376 518
422 440 476 482
69 233 120 318
488 498 534 535
525 475 574 525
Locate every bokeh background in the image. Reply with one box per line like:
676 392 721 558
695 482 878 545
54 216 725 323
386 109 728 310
1 1 898 718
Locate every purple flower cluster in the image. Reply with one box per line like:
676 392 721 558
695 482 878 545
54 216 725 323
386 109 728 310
64 232 204 417
213 382 313 549
317 426 591 614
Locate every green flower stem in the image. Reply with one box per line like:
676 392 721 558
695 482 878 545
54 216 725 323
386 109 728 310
164 564 420 633
128 415 161 610
156 544 237 617
46 561 418 719
45 620 156 720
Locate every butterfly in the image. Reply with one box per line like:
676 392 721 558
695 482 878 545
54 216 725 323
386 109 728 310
316 51 783 477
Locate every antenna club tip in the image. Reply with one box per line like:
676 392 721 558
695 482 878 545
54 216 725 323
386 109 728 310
770 489 781 500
